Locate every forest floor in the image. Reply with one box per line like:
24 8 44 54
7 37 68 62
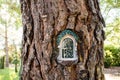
104 67 120 80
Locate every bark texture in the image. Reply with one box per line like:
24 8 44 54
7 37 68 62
20 0 105 80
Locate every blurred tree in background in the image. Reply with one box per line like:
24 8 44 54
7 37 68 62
11 41 20 72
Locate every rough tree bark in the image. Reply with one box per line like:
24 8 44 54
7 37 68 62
20 0 105 80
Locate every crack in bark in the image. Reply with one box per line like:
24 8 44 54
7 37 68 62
34 44 44 79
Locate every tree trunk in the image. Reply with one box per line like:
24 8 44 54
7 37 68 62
20 0 105 80
5 22 9 67
0 56 5 69
15 64 18 73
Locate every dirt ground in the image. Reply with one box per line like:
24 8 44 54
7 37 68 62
104 67 120 80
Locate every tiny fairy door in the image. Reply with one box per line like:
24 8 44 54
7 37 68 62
57 30 79 66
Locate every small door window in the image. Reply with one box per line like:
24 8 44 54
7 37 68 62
62 38 73 58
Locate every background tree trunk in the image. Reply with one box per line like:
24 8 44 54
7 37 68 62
20 0 105 80
5 22 9 67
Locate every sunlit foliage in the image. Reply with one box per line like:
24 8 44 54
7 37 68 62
100 0 120 67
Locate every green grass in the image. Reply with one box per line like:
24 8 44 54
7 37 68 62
0 68 19 80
